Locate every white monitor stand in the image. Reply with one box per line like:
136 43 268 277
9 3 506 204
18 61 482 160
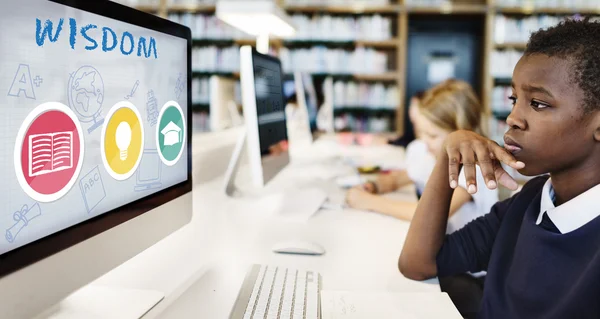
223 129 248 197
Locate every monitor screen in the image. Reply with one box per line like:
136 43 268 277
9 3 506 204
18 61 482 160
252 52 288 158
0 0 189 262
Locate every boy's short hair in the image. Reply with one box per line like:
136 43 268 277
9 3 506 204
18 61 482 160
525 18 600 114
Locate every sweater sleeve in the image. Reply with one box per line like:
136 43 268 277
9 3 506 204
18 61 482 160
435 195 515 277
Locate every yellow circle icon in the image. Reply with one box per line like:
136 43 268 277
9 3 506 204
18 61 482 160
101 101 144 180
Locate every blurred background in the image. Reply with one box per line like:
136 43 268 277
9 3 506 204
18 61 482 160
112 0 600 145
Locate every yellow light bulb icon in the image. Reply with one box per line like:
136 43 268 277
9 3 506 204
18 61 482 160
116 121 131 161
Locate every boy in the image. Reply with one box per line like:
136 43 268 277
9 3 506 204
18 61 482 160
399 18 600 319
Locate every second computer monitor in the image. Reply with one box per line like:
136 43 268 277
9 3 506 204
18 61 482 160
240 46 289 188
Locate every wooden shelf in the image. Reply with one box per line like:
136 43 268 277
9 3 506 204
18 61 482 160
167 4 216 13
282 39 399 48
308 72 399 81
284 4 400 14
354 72 399 81
407 4 488 14
135 5 160 12
496 7 600 15
334 107 397 113
495 42 527 50
192 71 240 78
493 77 513 85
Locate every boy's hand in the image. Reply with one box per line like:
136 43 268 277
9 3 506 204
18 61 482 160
442 130 525 194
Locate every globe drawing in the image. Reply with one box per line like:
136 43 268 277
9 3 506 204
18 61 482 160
67 66 105 133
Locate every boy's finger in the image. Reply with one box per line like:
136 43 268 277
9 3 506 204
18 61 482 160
490 142 525 169
447 147 461 189
473 142 497 189
460 144 477 194
493 161 519 191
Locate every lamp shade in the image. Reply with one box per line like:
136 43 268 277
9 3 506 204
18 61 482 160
216 0 296 38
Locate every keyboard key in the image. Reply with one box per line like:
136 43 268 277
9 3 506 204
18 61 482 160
245 265 267 316
267 268 286 317
238 266 320 319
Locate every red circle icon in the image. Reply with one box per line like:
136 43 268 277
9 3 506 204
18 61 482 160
15 102 84 202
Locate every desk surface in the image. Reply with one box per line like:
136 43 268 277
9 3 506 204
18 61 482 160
139 137 440 319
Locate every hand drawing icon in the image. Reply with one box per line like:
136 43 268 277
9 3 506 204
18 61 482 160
67 65 105 134
125 80 140 100
175 73 184 100
146 90 159 126
6 203 42 243
79 166 106 214
8 64 36 100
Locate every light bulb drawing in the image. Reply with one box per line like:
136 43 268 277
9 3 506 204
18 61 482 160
116 121 131 161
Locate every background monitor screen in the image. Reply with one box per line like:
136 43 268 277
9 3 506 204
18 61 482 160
0 0 190 272
252 52 289 158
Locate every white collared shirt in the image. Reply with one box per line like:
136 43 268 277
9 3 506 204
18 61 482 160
536 178 600 234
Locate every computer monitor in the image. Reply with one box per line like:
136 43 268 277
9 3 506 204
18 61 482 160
239 45 289 188
0 0 192 317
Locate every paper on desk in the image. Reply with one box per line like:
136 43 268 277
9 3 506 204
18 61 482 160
320 291 462 319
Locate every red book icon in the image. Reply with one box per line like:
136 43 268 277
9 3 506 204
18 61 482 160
29 132 73 177
15 102 84 202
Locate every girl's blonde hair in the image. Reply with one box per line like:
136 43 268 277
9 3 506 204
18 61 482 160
418 79 489 137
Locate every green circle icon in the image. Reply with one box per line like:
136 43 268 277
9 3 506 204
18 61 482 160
156 101 185 166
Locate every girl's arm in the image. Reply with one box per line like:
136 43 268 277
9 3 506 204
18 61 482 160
346 185 473 221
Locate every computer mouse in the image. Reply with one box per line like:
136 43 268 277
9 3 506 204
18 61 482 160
272 240 325 255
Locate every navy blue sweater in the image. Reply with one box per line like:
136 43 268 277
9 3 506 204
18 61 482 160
436 175 600 319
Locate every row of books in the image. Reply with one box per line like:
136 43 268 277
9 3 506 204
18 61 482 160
283 0 391 5
491 86 514 114
168 13 394 42
279 47 390 74
495 15 600 44
490 49 523 78
192 46 240 73
333 81 399 109
289 14 394 41
168 14 251 40
496 0 599 8
191 78 210 105
334 114 393 133
192 112 211 133
404 0 454 6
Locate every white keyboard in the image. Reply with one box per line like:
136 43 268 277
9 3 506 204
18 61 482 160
229 265 322 319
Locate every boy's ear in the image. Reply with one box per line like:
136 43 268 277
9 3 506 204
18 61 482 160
594 113 600 142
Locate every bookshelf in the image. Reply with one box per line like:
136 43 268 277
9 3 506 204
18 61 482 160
130 0 600 135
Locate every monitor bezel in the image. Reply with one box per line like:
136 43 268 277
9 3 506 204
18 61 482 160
0 0 193 278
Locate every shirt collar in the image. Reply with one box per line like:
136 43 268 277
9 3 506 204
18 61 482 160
536 178 600 234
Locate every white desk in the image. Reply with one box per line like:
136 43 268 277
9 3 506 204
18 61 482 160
152 137 438 318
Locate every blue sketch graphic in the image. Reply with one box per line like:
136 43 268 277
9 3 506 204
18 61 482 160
146 90 159 126
125 80 140 100
175 72 184 100
6 203 42 243
134 149 162 192
33 76 44 87
67 65 105 134
79 166 106 214
7 64 37 99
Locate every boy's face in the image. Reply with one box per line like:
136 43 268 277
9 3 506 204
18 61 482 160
506 54 596 176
